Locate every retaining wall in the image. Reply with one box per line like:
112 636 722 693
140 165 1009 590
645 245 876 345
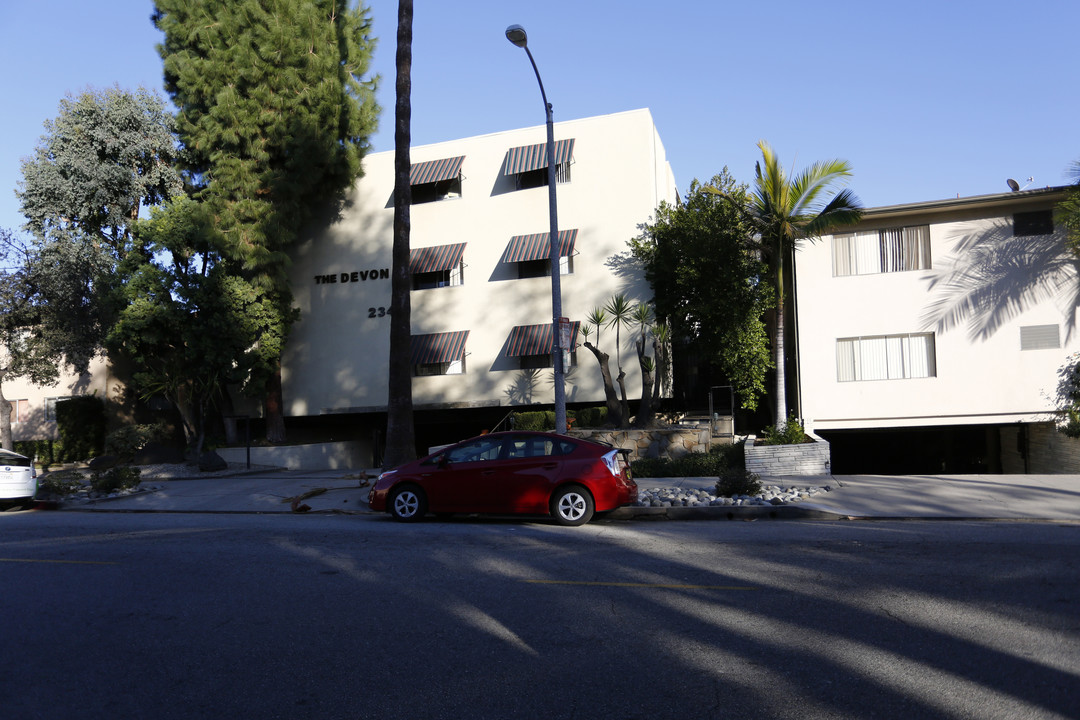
744 433 831 477
569 427 710 462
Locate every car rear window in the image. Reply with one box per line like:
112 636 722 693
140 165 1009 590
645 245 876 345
0 453 32 467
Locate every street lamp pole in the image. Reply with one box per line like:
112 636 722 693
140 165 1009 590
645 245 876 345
505 24 567 434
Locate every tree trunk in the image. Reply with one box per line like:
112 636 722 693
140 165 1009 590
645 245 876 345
633 337 655 428
583 341 624 427
382 0 416 469
773 296 787 428
264 363 287 443
0 378 11 451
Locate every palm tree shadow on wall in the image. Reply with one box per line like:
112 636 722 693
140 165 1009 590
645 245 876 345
921 221 1080 341
503 366 579 407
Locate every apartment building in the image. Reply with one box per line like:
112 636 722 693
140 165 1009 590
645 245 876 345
279 109 677 451
794 186 1078 472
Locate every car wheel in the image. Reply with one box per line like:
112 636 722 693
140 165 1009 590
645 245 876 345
389 485 427 522
551 485 594 526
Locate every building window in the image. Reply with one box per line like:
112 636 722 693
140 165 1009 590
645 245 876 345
1020 324 1060 351
412 178 461 204
836 333 936 382
833 225 931 276
11 399 29 423
503 139 574 191
517 255 573 279
410 243 466 290
46 397 71 422
503 230 577 278
412 263 463 290
1013 210 1054 237
410 331 469 377
414 358 465 376
517 351 577 370
409 156 465 205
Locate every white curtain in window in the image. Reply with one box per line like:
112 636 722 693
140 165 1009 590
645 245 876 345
905 333 935 378
833 234 855 276
854 231 881 275
837 339 856 381
858 337 889 380
903 225 931 270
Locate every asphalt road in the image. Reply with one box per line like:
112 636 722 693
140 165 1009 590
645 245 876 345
1 513 1077 720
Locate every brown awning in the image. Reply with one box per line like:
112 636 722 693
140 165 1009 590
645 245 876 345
411 331 469 365
410 156 464 185
502 230 577 263
410 243 466 274
505 322 580 356
502 139 574 175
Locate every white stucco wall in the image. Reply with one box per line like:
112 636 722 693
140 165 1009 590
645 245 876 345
795 190 1077 431
283 109 677 417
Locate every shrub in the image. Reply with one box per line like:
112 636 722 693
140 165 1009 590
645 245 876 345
760 414 807 446
38 470 85 496
631 440 745 478
15 440 56 468
89 466 141 494
56 396 106 462
716 470 763 498
571 406 608 428
512 411 555 431
105 423 170 458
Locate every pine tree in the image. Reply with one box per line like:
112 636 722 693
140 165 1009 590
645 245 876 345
153 0 379 441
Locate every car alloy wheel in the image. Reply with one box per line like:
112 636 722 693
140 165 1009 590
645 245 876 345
390 485 427 522
551 485 594 526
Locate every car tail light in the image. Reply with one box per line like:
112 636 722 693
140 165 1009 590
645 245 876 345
601 449 628 478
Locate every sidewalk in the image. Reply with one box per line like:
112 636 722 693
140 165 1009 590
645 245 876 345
46 468 1080 521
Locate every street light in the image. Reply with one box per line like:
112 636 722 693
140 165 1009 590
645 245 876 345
505 23 567 435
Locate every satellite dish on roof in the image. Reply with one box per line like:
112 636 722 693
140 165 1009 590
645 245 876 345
1006 177 1034 192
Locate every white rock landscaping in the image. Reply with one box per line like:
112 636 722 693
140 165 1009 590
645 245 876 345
636 483 831 508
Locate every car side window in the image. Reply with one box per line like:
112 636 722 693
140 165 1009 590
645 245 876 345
444 437 504 464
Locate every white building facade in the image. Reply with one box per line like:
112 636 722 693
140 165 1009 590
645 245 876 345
794 187 1078 471
281 109 677 444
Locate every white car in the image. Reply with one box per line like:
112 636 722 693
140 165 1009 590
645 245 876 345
0 449 37 502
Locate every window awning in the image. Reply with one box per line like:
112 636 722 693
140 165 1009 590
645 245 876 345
410 243 466 274
505 322 580 357
411 331 469 365
409 155 465 186
502 139 575 175
502 230 577 263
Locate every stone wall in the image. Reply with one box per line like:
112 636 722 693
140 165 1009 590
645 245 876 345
569 428 710 462
1000 422 1080 473
744 433 831 477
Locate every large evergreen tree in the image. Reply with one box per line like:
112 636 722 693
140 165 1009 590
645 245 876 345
632 171 774 411
153 0 379 442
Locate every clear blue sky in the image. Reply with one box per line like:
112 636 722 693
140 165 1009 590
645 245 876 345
1 0 1077 239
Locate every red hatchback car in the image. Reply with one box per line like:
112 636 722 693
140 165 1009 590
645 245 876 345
369 431 637 526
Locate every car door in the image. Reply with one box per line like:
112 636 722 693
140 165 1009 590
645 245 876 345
495 435 567 514
421 436 507 512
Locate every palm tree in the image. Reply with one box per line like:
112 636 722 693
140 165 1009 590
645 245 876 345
384 0 416 468
751 140 863 427
604 293 634 422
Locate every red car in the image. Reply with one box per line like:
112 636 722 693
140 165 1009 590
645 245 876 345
369 431 637 526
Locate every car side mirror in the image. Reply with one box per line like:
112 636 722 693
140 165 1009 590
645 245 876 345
437 455 450 469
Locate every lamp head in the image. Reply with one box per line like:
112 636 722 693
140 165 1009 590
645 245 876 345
505 24 528 48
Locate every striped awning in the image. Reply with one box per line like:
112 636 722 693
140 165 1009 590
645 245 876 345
410 156 465 186
505 322 581 357
410 243 466 274
502 139 575 175
503 230 577 263
411 331 469 365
